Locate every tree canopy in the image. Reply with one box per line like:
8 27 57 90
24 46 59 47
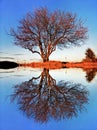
11 7 88 62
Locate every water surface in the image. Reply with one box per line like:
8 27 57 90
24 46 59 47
0 67 97 130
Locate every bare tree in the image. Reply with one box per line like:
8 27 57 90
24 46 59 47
10 8 88 62
11 69 88 123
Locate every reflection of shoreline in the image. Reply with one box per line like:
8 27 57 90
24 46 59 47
11 68 89 123
1 60 97 82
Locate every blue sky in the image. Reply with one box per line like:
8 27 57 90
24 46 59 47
0 0 97 62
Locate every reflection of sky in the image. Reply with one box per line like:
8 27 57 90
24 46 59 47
0 0 97 62
0 68 97 130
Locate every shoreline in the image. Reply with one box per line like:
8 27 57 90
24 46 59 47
1 60 97 69
20 61 97 69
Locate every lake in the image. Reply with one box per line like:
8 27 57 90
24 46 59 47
0 67 97 130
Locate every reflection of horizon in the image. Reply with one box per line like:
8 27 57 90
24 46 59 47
11 68 88 123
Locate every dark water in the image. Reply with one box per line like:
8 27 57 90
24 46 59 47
0 67 97 130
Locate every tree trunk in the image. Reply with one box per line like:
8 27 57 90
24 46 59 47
43 57 49 62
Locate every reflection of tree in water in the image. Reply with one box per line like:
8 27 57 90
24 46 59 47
85 69 97 82
11 69 88 123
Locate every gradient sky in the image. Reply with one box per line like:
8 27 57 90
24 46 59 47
0 0 97 62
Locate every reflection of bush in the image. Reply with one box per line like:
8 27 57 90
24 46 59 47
11 69 88 123
85 68 97 82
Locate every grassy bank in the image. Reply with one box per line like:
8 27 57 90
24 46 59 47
20 61 97 69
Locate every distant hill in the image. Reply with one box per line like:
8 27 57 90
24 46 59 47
0 61 19 69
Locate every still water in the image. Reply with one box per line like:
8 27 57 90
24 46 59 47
0 67 97 130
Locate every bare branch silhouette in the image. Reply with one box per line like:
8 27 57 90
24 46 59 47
11 69 88 123
10 7 88 62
